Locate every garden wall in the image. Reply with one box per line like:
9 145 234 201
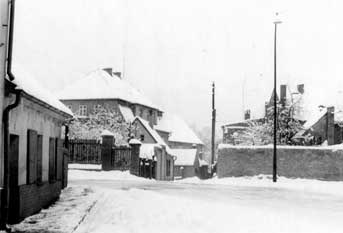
217 145 343 181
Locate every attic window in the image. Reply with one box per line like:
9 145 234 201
140 134 145 141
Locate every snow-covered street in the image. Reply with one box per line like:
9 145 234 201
12 169 343 233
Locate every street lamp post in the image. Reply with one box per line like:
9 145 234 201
273 19 282 183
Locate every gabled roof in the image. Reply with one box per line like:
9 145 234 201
134 117 167 146
155 113 203 145
133 117 175 156
10 67 72 117
57 68 160 111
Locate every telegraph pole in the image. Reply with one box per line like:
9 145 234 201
273 19 282 183
211 82 216 173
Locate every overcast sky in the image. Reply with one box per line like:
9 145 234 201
13 0 343 128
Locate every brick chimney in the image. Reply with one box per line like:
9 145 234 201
327 106 335 145
297 84 304 94
280 84 287 107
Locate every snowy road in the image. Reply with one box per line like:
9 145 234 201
70 178 343 233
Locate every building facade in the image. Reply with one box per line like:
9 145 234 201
3 73 72 223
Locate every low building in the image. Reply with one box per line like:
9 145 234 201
132 117 175 181
3 69 72 223
172 148 208 179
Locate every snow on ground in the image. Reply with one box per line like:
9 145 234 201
69 163 102 170
177 174 343 196
69 169 152 182
11 169 343 233
12 185 100 233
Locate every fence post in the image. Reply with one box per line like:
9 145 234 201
101 130 115 171
129 139 141 176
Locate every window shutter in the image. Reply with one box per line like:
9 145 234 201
56 139 63 180
49 137 56 181
27 130 38 184
37 135 43 183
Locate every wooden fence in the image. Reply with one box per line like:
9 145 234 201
68 139 101 164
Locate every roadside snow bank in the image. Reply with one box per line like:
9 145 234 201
69 163 102 170
11 186 100 233
69 169 152 182
177 175 343 196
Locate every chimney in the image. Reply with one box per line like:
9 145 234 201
297 84 304 94
327 106 335 145
280 84 287 107
244 109 251 120
103 68 113 76
113 72 122 79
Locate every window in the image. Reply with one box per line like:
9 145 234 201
139 108 144 117
93 104 102 113
79 105 87 116
140 134 145 142
149 110 153 116
166 159 171 177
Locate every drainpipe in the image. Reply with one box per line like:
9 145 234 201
1 90 21 229
0 0 20 230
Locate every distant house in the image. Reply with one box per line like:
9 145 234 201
155 114 206 178
222 83 343 146
58 68 206 179
3 69 72 223
132 117 175 181
58 68 162 127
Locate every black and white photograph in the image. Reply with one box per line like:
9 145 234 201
0 0 343 232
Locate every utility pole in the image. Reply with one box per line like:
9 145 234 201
273 18 282 183
211 82 216 174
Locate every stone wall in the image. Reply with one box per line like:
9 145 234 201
218 145 343 181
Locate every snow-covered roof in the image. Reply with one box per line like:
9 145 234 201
303 107 327 129
135 117 167 147
119 105 135 122
172 149 197 166
133 117 175 156
155 113 203 145
57 68 160 110
11 67 72 116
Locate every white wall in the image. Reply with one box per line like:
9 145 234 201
9 95 65 185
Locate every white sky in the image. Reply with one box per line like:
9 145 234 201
13 0 343 128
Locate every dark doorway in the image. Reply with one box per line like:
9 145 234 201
8 134 19 223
